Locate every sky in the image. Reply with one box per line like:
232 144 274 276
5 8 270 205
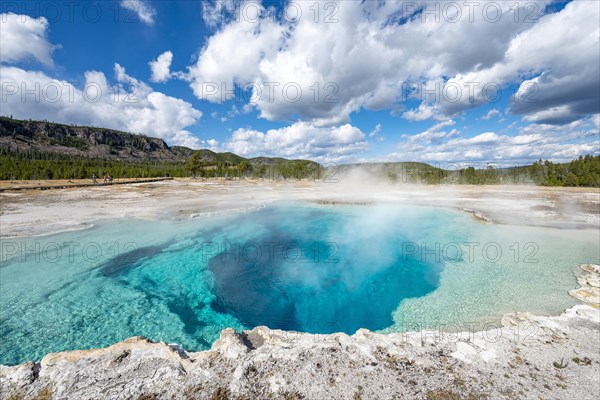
0 0 598 167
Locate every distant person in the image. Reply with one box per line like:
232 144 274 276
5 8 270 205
103 174 108 184
108 175 113 183
92 174 97 185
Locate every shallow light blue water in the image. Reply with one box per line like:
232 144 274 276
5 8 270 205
0 202 598 365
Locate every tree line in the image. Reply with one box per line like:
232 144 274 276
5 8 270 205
185 152 324 180
0 148 323 181
526 155 600 187
0 148 187 180
1 147 598 186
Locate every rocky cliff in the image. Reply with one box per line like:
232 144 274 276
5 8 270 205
0 117 187 161
0 117 319 170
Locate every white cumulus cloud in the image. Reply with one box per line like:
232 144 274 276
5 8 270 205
120 0 157 25
188 1 598 128
0 13 57 66
0 64 204 148
221 122 369 163
387 119 599 166
481 109 501 120
149 51 173 83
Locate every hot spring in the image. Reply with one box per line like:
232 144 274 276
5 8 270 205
1 202 598 365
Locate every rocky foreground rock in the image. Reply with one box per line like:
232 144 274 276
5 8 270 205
2 267 599 400
570 264 600 306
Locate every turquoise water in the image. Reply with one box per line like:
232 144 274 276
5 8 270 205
0 203 598 365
